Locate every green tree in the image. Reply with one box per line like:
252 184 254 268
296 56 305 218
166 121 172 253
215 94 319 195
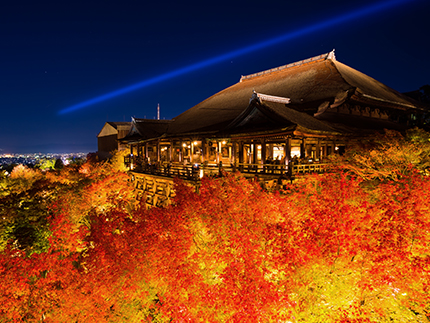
37 158 56 170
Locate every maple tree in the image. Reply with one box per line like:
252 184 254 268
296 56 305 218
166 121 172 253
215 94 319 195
330 128 430 181
1 137 430 322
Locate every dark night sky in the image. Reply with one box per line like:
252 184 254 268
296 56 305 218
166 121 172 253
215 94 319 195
1 0 429 153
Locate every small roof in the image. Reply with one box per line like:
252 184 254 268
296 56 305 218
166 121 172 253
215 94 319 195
225 93 341 137
106 121 131 128
97 121 131 138
121 117 172 143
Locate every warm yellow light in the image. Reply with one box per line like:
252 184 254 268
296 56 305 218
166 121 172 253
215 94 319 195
182 143 187 147
193 141 198 145
222 140 226 145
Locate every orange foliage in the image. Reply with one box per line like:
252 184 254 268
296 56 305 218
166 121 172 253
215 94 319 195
1 158 430 321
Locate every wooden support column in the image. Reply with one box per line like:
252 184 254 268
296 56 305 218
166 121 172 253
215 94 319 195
285 136 292 161
157 140 161 163
330 141 335 155
252 142 257 166
300 138 306 158
316 139 321 160
284 137 291 176
201 139 206 163
231 142 236 171
205 140 210 162
170 140 173 162
238 141 244 171
321 143 326 158
261 139 266 173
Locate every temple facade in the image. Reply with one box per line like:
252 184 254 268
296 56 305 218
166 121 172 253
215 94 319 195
118 50 425 185
97 121 131 160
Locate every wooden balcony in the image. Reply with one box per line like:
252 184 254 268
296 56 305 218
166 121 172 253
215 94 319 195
124 155 328 182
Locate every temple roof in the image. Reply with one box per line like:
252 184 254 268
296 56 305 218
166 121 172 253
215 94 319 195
225 92 340 136
166 50 423 137
97 121 131 138
106 121 131 128
121 118 172 142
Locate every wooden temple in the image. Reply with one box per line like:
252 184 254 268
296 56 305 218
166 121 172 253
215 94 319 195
119 50 425 182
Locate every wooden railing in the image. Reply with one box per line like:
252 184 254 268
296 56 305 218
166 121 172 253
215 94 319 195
124 156 328 180
291 163 326 174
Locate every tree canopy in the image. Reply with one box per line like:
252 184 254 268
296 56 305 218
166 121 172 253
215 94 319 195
1 138 430 322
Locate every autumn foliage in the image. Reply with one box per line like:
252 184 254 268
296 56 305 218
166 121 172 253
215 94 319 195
1 135 430 322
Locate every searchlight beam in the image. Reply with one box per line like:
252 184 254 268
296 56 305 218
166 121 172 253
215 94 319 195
59 0 419 115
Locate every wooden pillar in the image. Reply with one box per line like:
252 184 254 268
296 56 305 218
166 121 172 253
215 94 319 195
205 140 210 162
252 142 257 166
239 141 244 171
330 141 335 155
261 139 266 173
201 139 205 163
232 142 236 171
285 136 292 161
316 139 321 160
157 140 161 162
300 138 306 158
321 142 326 158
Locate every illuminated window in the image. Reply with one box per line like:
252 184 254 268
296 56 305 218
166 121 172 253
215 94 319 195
291 147 301 158
273 146 283 160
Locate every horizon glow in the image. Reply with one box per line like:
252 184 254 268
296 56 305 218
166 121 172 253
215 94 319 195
59 0 419 115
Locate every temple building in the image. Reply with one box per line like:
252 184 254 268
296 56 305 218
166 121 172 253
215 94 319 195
97 122 131 159
118 50 425 182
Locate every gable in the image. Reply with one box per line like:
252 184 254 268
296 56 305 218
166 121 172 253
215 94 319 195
97 123 118 138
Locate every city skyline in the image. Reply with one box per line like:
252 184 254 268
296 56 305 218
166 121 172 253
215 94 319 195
1 0 429 154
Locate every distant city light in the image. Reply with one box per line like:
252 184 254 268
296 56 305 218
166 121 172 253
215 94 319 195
58 0 420 115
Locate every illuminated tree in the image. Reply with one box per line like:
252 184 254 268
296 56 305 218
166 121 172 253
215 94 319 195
0 158 137 322
330 128 430 182
37 158 56 170
1 137 430 322
76 171 429 322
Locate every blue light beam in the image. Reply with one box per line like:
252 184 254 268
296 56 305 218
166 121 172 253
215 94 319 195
59 0 420 115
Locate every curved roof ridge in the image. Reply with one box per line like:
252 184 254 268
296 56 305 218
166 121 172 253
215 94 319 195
239 50 335 82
